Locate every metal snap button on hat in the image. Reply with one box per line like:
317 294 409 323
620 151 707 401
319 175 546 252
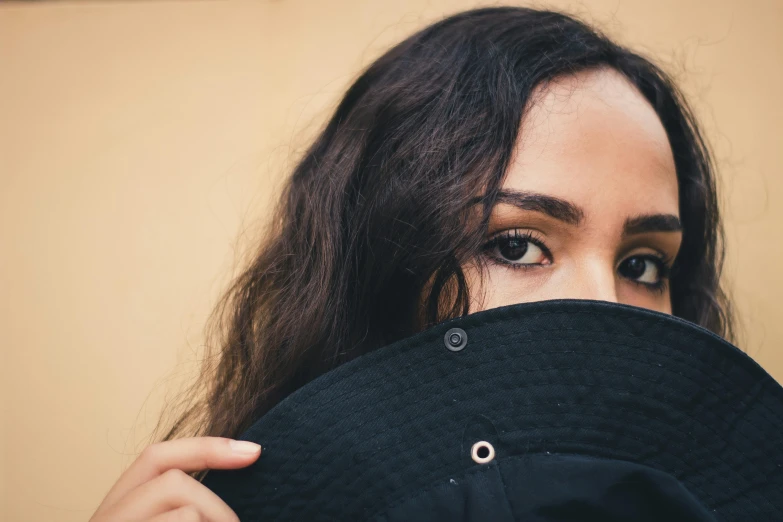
444 328 467 351
471 441 495 464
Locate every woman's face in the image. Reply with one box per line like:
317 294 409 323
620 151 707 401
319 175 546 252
469 67 682 314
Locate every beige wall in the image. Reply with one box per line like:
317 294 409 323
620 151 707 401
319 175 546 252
1 1 781 520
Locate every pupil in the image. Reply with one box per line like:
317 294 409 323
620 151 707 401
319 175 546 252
500 239 527 261
622 257 646 279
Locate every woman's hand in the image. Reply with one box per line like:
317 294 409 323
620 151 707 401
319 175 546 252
89 437 262 522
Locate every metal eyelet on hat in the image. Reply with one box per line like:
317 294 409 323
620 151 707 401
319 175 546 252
471 441 495 464
444 328 467 351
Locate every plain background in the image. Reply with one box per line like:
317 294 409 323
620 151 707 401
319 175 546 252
1 0 781 520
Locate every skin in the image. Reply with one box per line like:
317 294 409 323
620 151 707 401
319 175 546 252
469 67 682 314
91 67 682 522
89 438 260 522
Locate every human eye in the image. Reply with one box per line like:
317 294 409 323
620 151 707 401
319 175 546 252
617 253 672 293
482 229 552 269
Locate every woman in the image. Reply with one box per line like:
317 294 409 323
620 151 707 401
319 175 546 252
90 7 734 521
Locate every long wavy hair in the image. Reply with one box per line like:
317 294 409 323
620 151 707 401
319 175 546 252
156 7 732 450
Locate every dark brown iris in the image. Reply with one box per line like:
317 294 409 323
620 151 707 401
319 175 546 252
619 257 647 279
499 238 528 261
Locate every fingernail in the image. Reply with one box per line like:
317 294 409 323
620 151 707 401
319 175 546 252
230 440 262 455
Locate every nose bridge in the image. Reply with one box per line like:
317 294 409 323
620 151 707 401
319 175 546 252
572 257 618 303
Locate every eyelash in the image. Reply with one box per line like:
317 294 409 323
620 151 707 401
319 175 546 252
481 229 674 294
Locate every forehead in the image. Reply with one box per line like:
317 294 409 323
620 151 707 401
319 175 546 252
504 67 679 216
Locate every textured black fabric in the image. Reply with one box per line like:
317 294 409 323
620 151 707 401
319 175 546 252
202 300 783 521
380 455 716 521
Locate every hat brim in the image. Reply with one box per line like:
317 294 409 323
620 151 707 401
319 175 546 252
203 300 783 520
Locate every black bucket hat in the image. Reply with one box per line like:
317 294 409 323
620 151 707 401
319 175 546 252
203 300 783 521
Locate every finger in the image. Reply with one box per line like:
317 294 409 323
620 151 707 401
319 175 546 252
97 437 260 512
147 505 205 522
110 468 238 522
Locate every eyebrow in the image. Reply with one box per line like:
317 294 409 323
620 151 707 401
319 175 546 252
489 189 585 226
477 190 682 235
623 214 683 236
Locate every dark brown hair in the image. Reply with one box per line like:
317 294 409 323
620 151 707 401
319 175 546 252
156 7 732 449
